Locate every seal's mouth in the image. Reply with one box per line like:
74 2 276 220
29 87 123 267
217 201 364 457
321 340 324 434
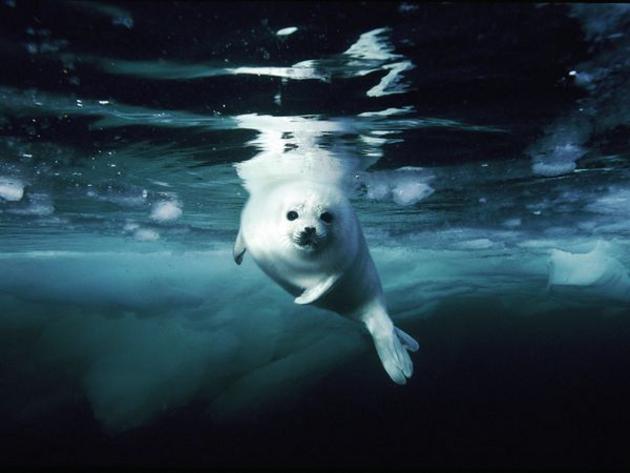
293 231 319 250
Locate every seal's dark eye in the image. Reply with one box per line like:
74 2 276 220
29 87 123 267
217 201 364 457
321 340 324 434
320 212 333 224
287 211 299 221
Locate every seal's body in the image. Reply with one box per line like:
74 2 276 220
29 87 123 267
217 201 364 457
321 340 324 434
234 179 418 384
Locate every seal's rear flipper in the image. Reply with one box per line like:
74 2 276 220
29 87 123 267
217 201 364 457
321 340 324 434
294 273 340 305
395 327 420 352
233 228 246 265
365 312 419 385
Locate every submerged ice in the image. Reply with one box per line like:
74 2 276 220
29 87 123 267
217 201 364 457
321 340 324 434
0 249 367 430
362 167 434 206
150 200 183 223
0 176 24 202
548 241 630 301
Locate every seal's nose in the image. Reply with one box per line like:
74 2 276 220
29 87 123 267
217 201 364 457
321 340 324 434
304 226 316 235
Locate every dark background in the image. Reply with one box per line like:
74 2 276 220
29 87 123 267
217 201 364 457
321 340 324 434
3 305 629 469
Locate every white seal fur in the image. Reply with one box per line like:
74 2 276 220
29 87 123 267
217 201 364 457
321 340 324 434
234 179 419 384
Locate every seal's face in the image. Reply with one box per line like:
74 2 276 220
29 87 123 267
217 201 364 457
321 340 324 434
278 185 345 254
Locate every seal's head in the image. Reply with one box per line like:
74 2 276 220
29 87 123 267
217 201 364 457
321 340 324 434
272 181 355 255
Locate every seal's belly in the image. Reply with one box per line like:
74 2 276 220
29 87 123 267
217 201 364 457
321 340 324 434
245 240 326 296
255 252 324 294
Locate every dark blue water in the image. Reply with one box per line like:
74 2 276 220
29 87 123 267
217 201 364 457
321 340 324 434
1 1 630 469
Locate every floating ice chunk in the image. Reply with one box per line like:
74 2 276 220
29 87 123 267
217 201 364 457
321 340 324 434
548 241 630 301
276 26 298 37
586 187 630 215
455 238 494 250
503 218 522 228
133 228 160 241
366 181 390 201
532 160 576 177
528 112 591 177
0 177 24 201
6 193 54 216
531 144 586 177
363 167 434 206
123 222 140 233
553 143 587 162
150 200 183 223
391 180 434 206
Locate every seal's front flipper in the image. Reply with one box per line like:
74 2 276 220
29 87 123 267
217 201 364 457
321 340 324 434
233 228 246 265
294 273 340 305
364 311 419 385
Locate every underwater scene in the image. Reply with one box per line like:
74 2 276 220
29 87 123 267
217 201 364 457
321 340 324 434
1 1 630 469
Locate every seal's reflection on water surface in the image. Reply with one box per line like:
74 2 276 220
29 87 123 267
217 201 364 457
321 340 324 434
233 116 419 384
